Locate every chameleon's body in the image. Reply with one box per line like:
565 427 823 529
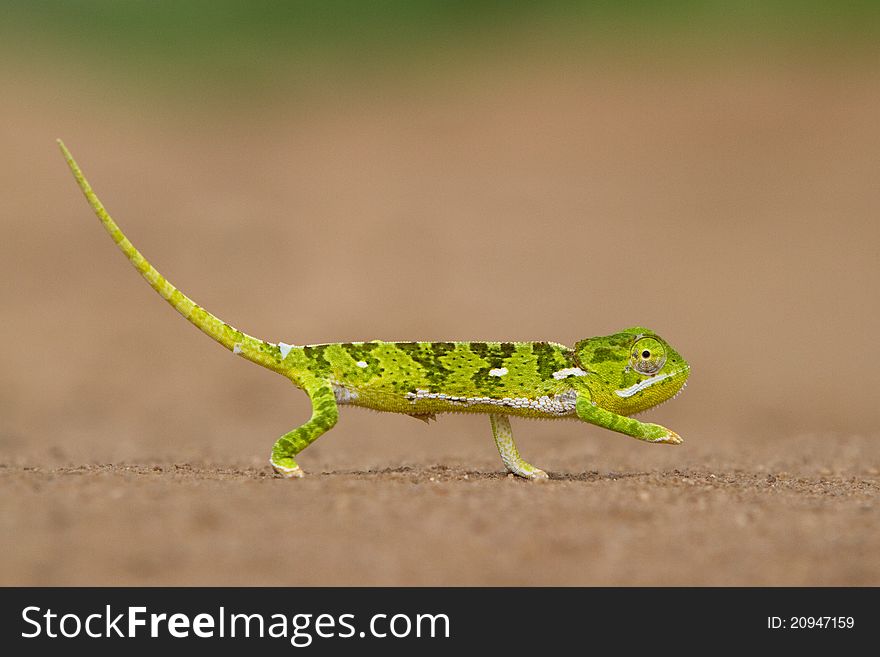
59 141 690 480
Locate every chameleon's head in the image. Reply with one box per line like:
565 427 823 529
573 327 689 416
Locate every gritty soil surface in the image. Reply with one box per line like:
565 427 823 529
2 438 878 586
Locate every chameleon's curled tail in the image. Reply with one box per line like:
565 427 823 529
58 139 285 374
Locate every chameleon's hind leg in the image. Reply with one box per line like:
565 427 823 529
489 414 548 480
270 380 339 478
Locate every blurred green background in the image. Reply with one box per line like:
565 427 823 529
3 1 880 102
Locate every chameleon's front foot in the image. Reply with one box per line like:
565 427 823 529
653 425 684 445
508 462 550 480
575 397 684 446
642 424 684 445
489 414 549 481
270 458 306 478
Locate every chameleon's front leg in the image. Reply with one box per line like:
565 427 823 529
575 395 682 444
489 414 549 480
270 380 339 478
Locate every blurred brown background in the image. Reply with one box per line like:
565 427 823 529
1 2 878 585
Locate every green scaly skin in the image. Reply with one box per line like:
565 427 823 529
59 141 690 480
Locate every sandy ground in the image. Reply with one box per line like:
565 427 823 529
1 54 879 585
2 445 878 586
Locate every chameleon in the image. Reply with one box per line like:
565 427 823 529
58 140 690 480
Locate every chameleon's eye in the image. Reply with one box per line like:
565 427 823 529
631 337 666 375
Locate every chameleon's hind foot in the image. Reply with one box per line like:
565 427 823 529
270 458 306 478
269 380 339 479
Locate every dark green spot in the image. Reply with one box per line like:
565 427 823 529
590 347 626 364
533 342 568 380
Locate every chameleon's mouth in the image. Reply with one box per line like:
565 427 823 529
622 366 689 417
614 366 689 399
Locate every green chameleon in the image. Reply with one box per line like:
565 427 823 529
59 140 690 480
